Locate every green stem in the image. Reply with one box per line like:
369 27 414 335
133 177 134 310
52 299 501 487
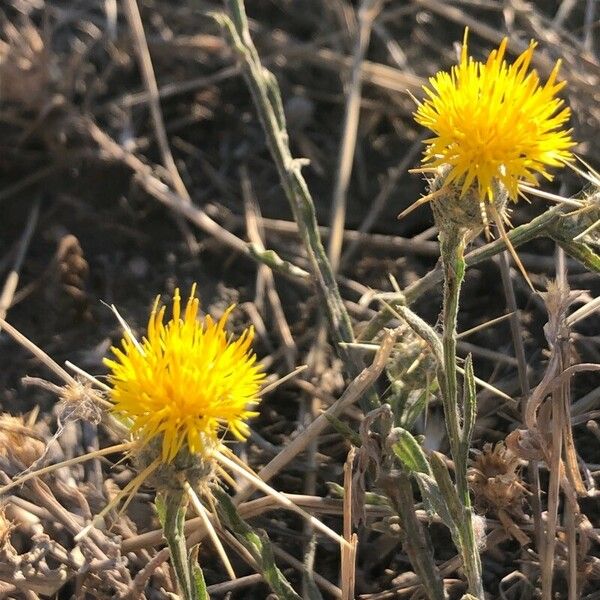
219 5 352 356
548 230 600 272
216 0 381 412
380 472 446 600
359 201 600 342
439 229 465 496
158 491 207 600
214 489 302 600
438 228 484 599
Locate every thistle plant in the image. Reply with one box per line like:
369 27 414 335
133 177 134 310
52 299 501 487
215 5 588 595
361 32 596 340
1 4 598 599
102 285 265 597
0 286 345 600
401 30 576 598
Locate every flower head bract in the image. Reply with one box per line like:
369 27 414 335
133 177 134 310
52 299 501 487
414 30 575 202
104 285 265 463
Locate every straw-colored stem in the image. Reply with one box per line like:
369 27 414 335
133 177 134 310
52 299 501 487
0 316 76 385
328 0 381 274
215 449 348 549
184 482 236 580
0 442 134 496
75 458 159 542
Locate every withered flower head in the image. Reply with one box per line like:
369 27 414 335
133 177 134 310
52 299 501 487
468 442 527 516
0 414 45 468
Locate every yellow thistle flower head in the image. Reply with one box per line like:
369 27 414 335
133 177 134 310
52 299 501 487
104 285 265 464
414 29 575 203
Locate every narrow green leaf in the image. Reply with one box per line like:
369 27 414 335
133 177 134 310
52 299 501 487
214 489 302 600
461 354 477 449
380 472 446 600
413 472 459 540
388 427 432 475
189 545 210 600
554 236 600 272
429 453 463 525
155 492 167 527
403 382 437 429
326 482 391 507
324 413 362 447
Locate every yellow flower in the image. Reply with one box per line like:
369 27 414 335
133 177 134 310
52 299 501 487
414 30 574 202
104 285 265 463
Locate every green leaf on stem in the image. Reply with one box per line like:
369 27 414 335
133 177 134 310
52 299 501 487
214 489 302 600
389 426 431 475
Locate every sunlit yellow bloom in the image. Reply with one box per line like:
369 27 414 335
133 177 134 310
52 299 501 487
104 285 265 463
414 30 574 201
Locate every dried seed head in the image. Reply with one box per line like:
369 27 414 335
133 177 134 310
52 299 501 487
0 414 45 468
49 234 91 322
468 442 527 517
57 378 104 425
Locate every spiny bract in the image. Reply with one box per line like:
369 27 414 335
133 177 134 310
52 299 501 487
104 285 265 463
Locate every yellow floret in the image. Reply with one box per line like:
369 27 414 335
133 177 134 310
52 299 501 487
414 30 574 202
104 285 265 463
